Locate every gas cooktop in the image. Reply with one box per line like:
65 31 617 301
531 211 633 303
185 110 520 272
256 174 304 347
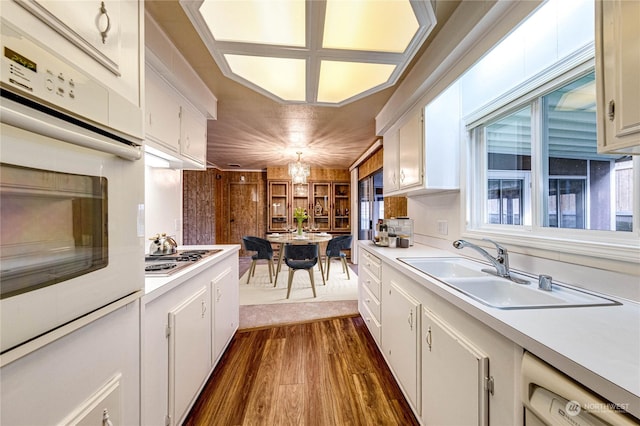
144 249 222 276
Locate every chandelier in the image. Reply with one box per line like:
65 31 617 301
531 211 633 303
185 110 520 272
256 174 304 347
288 152 310 184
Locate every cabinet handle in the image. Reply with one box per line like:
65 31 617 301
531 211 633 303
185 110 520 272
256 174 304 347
216 287 222 302
408 310 413 330
201 300 207 318
608 100 615 121
400 169 405 183
98 2 111 44
426 326 432 351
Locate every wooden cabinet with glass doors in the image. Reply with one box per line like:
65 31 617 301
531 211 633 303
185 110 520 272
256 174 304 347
266 167 350 233
268 181 290 232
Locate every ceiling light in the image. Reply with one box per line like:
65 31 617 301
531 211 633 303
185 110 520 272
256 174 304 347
288 151 310 184
181 0 436 106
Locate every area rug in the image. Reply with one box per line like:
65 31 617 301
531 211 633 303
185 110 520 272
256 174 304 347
239 263 358 305
238 263 359 330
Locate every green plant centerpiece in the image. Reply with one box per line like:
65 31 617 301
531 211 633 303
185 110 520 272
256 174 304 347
293 207 308 236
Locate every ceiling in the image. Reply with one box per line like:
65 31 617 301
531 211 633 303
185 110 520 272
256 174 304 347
145 1 461 171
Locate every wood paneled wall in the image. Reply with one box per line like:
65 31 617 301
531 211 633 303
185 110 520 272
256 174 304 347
183 169 267 249
183 169 216 245
267 167 350 181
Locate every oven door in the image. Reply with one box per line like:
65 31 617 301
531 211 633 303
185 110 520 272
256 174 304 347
0 100 144 355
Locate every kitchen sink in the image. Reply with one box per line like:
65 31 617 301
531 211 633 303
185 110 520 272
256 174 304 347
398 257 489 278
398 257 621 309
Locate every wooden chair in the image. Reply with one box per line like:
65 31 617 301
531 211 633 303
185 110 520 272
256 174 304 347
324 235 352 280
284 243 319 298
242 236 275 284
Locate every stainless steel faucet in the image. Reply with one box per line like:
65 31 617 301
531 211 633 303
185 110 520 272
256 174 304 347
453 238 528 284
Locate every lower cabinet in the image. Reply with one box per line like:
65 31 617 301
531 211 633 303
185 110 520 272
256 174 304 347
422 308 490 426
168 285 211 425
212 263 239 364
359 253 522 425
142 254 239 426
381 267 421 412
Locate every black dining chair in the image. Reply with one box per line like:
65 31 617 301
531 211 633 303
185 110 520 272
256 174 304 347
284 243 319 298
242 236 275 284
324 235 353 280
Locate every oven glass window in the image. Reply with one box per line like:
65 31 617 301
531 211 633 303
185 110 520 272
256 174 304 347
0 163 108 298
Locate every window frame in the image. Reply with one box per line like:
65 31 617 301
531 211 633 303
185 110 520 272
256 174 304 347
463 61 640 263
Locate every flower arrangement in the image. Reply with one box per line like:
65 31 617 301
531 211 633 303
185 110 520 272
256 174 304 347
293 207 308 235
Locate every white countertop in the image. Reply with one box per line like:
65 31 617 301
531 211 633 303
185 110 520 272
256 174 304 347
359 241 640 419
143 245 240 303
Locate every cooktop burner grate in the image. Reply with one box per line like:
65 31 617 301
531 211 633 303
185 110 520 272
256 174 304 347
144 262 177 272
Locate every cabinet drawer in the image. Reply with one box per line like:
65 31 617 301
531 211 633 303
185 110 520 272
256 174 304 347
362 284 381 323
362 251 381 280
360 266 381 303
360 299 381 346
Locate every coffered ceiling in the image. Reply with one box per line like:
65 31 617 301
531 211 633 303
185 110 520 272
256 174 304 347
145 1 460 171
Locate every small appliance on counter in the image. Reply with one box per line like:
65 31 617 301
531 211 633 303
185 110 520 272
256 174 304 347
383 218 414 246
148 233 178 255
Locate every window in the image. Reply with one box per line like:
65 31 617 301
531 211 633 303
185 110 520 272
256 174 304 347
470 70 635 238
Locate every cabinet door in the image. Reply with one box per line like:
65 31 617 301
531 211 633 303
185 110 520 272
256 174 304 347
382 279 421 410
145 68 181 153
268 181 290 231
422 308 489 426
168 286 211 425
180 102 207 168
310 182 331 231
14 0 141 105
332 182 350 231
597 0 640 154
383 129 400 194
212 265 239 364
398 110 424 189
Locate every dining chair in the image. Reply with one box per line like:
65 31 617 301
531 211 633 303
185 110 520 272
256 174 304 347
324 235 353 280
242 236 275 284
283 243 319 298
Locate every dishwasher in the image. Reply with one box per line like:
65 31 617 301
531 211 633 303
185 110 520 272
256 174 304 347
521 352 639 425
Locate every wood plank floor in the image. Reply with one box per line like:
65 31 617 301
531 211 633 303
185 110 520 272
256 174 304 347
183 316 419 425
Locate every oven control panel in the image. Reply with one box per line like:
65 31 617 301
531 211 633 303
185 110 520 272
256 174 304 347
1 19 109 127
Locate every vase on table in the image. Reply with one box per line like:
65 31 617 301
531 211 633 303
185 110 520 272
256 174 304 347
297 219 303 236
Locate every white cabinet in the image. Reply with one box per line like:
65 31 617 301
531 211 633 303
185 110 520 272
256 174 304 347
211 262 239 364
361 249 522 425
381 267 421 411
145 66 208 169
168 285 211 426
1 301 140 425
2 0 144 138
142 253 239 426
398 110 424 190
146 67 181 153
358 249 382 345
422 308 489 426
383 129 400 192
383 82 461 196
180 103 208 165
596 0 640 154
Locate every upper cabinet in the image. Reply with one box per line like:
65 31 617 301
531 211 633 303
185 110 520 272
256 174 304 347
2 0 144 139
144 12 217 169
596 0 640 155
383 82 461 196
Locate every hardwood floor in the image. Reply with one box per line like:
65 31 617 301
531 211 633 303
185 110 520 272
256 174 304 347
183 316 419 425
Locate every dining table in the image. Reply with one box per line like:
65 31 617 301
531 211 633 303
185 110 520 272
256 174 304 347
266 232 333 286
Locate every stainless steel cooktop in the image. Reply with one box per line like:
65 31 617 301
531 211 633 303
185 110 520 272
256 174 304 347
144 249 222 276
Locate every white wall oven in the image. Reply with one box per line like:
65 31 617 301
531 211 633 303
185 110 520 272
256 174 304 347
0 12 144 356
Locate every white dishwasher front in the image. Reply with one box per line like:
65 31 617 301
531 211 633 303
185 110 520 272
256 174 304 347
521 352 639 426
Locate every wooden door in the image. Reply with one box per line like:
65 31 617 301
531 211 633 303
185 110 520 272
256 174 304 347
229 182 259 255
